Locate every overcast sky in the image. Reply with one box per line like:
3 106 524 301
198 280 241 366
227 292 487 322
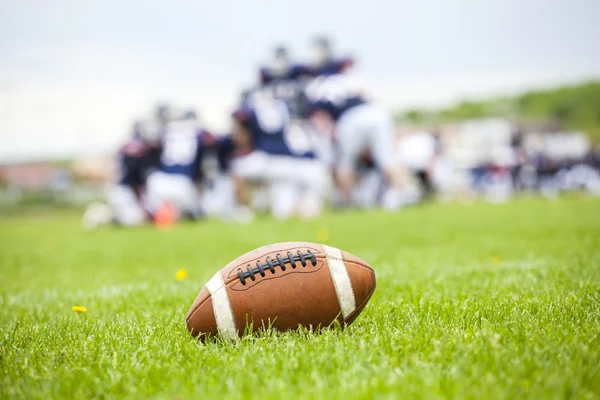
1 0 599 162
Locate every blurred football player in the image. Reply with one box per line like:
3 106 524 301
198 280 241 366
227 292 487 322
352 152 384 208
147 102 173 136
396 131 439 199
82 120 159 229
305 74 407 210
154 103 175 126
231 92 326 220
145 109 215 221
259 46 313 117
200 134 240 219
309 36 354 77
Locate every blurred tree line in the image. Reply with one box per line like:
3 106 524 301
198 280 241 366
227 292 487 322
396 81 600 141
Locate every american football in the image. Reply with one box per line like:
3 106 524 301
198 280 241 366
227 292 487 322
186 242 376 339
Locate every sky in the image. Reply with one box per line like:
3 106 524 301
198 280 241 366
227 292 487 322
1 0 599 162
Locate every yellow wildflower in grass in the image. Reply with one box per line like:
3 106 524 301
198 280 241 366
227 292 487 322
316 228 331 242
72 306 87 313
492 256 501 264
175 268 188 281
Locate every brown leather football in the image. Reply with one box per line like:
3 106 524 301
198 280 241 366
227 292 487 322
186 242 376 340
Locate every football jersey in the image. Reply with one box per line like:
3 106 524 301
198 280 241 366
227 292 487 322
305 74 365 121
234 99 316 159
313 57 354 77
116 135 161 190
215 135 236 172
259 64 313 117
117 138 147 188
259 64 312 85
158 120 214 181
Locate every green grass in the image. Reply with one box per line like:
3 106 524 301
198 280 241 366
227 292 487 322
1 197 600 399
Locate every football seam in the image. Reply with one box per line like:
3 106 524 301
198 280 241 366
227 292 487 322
224 250 327 283
229 262 326 291
184 261 326 323
186 256 328 324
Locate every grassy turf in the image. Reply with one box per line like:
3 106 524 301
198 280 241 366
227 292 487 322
1 197 599 399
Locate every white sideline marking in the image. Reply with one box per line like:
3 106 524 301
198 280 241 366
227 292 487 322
323 245 356 319
205 271 238 340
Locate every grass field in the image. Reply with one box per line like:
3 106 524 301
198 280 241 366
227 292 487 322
1 197 599 399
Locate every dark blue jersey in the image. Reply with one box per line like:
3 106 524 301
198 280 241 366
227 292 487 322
117 138 146 188
313 57 354 77
259 64 313 85
117 137 157 189
306 74 365 121
259 64 313 117
215 135 236 172
234 99 316 158
158 121 213 181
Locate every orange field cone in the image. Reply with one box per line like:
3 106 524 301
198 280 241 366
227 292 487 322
154 201 177 229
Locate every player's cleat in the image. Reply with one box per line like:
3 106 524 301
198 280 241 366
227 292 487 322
81 202 113 231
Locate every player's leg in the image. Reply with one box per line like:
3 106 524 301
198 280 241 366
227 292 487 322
268 178 300 221
585 166 600 195
81 200 113 230
263 156 297 221
366 104 409 210
431 157 455 201
171 175 204 220
353 166 383 209
203 173 236 217
108 184 147 226
294 158 327 219
334 108 369 205
230 151 269 222
145 171 171 216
